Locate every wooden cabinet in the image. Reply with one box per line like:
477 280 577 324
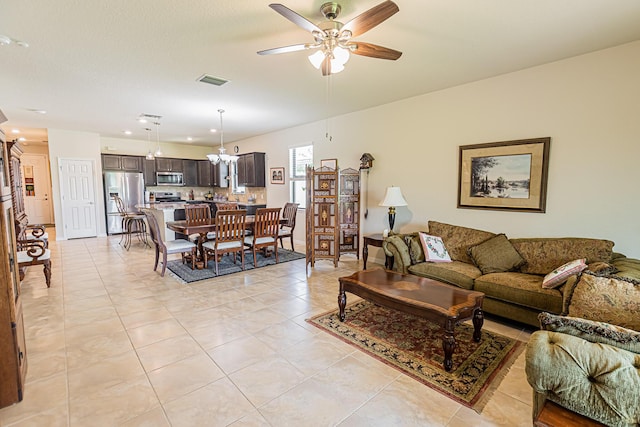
102 154 142 172
183 160 197 186
155 158 183 172
0 133 27 408
197 160 213 187
143 158 156 186
237 152 265 187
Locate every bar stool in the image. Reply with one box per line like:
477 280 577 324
113 196 149 249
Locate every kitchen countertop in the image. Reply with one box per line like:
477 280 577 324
137 202 188 211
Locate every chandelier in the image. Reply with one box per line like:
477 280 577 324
207 109 238 164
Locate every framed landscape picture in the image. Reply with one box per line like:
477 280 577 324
458 137 550 212
270 167 285 184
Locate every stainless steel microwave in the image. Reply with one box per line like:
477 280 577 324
156 171 184 186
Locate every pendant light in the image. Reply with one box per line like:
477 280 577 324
145 127 154 160
154 121 163 157
207 109 238 164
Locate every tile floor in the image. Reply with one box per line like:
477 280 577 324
0 230 535 426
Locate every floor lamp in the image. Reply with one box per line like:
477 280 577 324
379 186 408 232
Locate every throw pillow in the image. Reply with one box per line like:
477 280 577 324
542 258 587 289
538 312 640 354
403 233 425 265
568 271 640 331
466 234 525 275
418 233 452 263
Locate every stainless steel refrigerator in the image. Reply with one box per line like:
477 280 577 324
104 171 145 235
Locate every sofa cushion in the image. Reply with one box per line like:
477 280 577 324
403 233 425 265
474 272 563 313
538 312 640 354
568 272 640 330
408 261 481 290
542 258 587 289
467 234 525 274
418 233 452 263
510 237 614 275
427 221 495 264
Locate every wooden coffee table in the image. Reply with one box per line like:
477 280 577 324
338 269 484 371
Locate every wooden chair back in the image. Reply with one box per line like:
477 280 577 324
113 195 127 215
215 203 237 211
281 203 299 229
185 204 212 224
214 209 247 245
253 208 282 240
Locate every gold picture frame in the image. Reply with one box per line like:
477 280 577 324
458 137 550 212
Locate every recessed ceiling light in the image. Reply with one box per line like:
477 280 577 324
124 130 132 135
187 137 193 141
11 129 20 134
27 109 47 114
17 137 26 142
210 129 217 133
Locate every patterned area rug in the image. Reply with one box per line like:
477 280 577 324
167 249 305 283
307 300 525 412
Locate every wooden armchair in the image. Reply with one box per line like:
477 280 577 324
144 211 196 277
278 202 299 251
245 207 281 267
16 224 51 287
202 209 247 275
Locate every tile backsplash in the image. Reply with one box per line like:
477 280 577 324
146 186 266 203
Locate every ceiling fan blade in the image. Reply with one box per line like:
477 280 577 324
269 3 323 34
257 43 316 55
321 55 331 76
341 1 399 38
349 42 402 60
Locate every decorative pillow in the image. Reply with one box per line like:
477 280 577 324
466 234 525 275
568 271 640 331
403 233 425 265
538 312 640 354
418 233 452 263
427 221 495 264
542 258 587 289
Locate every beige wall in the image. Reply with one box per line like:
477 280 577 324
46 41 640 258
239 41 640 259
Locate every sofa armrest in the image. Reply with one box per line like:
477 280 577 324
382 234 412 274
526 330 640 426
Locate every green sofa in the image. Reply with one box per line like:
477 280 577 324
525 270 640 426
382 220 640 327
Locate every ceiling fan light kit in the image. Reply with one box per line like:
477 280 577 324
259 1 402 76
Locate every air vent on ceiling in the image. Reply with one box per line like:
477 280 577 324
197 74 229 86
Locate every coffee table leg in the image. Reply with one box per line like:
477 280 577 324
443 320 456 372
338 282 347 322
473 308 484 342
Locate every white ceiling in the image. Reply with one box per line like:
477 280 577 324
2 1 640 148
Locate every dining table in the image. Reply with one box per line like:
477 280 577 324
166 215 285 269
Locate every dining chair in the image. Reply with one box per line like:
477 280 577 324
185 203 213 242
244 207 281 267
113 195 148 250
202 209 247 275
16 237 51 287
144 211 196 277
278 202 299 251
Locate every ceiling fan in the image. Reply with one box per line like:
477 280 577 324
258 1 402 76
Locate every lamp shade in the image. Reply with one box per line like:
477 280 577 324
379 187 408 207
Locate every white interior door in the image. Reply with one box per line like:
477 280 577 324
21 153 54 225
59 158 97 239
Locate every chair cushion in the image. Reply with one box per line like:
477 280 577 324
245 236 276 245
18 249 51 263
165 239 196 254
202 240 242 250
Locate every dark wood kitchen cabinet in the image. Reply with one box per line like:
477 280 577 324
143 158 156 186
183 160 197 186
197 160 229 188
155 158 183 172
102 154 142 172
236 152 265 187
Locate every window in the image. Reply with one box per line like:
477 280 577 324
289 144 313 208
